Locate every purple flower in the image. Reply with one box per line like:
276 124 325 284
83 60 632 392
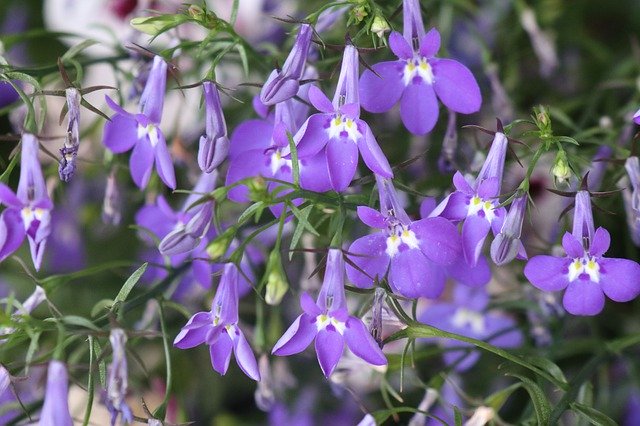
198 81 229 173
260 23 313 106
360 15 481 135
272 249 387 377
524 191 640 315
623 156 640 246
420 285 522 371
634 107 640 125
490 193 528 266
434 130 509 266
102 169 122 225
0 133 53 270
174 263 260 381
103 55 176 189
40 360 73 426
59 87 81 182
105 328 133 426
346 177 462 298
292 45 393 192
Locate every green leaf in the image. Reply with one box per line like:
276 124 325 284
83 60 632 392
62 315 101 332
287 132 300 186
570 402 616 426
484 382 523 411
453 407 463 426
289 205 314 260
524 355 568 385
93 338 106 388
113 263 148 305
61 39 98 61
82 336 96 426
508 374 551 425
237 201 265 225
91 299 115 317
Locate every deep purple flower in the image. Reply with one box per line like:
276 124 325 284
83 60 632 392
634 108 640 125
40 360 73 426
359 0 481 135
524 191 640 315
346 177 462 298
0 133 53 270
434 130 508 266
59 87 81 182
174 263 260 381
291 45 393 192
103 55 176 189
420 285 522 371
198 81 229 173
490 194 528 266
105 328 133 426
272 249 387 377
260 23 313 106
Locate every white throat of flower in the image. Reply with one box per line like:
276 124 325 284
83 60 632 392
403 57 435 86
385 224 419 257
269 149 293 175
451 307 486 334
467 195 497 223
315 313 346 334
20 206 46 231
567 253 601 283
138 123 159 147
326 114 361 142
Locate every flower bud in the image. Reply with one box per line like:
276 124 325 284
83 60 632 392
370 15 390 39
206 227 235 260
551 150 571 184
264 249 288 306
490 194 527 266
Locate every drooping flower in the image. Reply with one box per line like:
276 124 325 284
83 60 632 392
272 248 387 377
105 328 133 426
260 23 313 106
346 177 462 298
198 81 229 173
0 133 53 270
433 129 508 266
420 284 522 371
174 263 260 381
490 193 528 266
58 87 81 182
40 360 73 426
622 156 640 246
291 44 393 192
359 0 481 135
103 55 176 189
524 190 640 315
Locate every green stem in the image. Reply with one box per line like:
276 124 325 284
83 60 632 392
153 299 172 420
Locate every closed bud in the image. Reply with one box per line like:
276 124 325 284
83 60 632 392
264 250 288 305
490 194 527 266
551 150 571 184
370 15 390 39
248 176 268 201
206 227 235 260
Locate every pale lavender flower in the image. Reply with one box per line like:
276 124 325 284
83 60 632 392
272 249 387 377
359 0 481 135
525 191 640 315
59 87 81 182
0 133 53 270
0 365 9 396
105 328 133 425
622 156 640 246
103 55 176 189
198 81 229 173
174 263 260 381
490 194 528 266
102 169 122 225
260 24 313 106
40 360 73 426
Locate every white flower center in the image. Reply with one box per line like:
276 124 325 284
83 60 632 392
467 195 497 223
567 255 601 283
269 150 292 175
385 226 419 257
326 114 361 142
316 313 346 334
20 206 45 231
451 308 485 334
138 123 159 147
403 57 435 86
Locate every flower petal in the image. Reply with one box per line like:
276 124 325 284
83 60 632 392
357 206 387 229
225 150 269 202
294 114 330 158
0 183 21 208
413 217 461 265
357 124 393 178
345 233 389 288
400 82 439 135
299 151 333 193
344 317 386 365
129 139 154 189
315 328 344 377
562 280 605 316
562 232 584 258
589 227 611 257
308 85 334 113
326 138 358 192
173 312 211 349
461 215 491 267
432 58 482 114
229 119 274 159
153 131 176 189
103 113 138 153
444 255 491 288
231 328 260 381
210 331 233 375
599 258 640 302
388 31 413 59
389 249 445 298
272 314 317 356
419 28 441 57
524 255 570 291
300 292 322 317
359 61 404 113
0 209 25 263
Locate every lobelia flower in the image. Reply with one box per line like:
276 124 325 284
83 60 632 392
291 44 393 192
419 285 522 371
102 169 122 225
346 177 462 298
490 193 528 266
103 55 176 189
198 81 229 173
260 23 313 106
40 360 73 426
272 249 387 377
634 107 640 125
433 129 509 266
105 328 133 426
0 133 53 270
58 87 81 182
359 0 481 135
622 156 640 246
524 190 640 315
174 263 260 381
